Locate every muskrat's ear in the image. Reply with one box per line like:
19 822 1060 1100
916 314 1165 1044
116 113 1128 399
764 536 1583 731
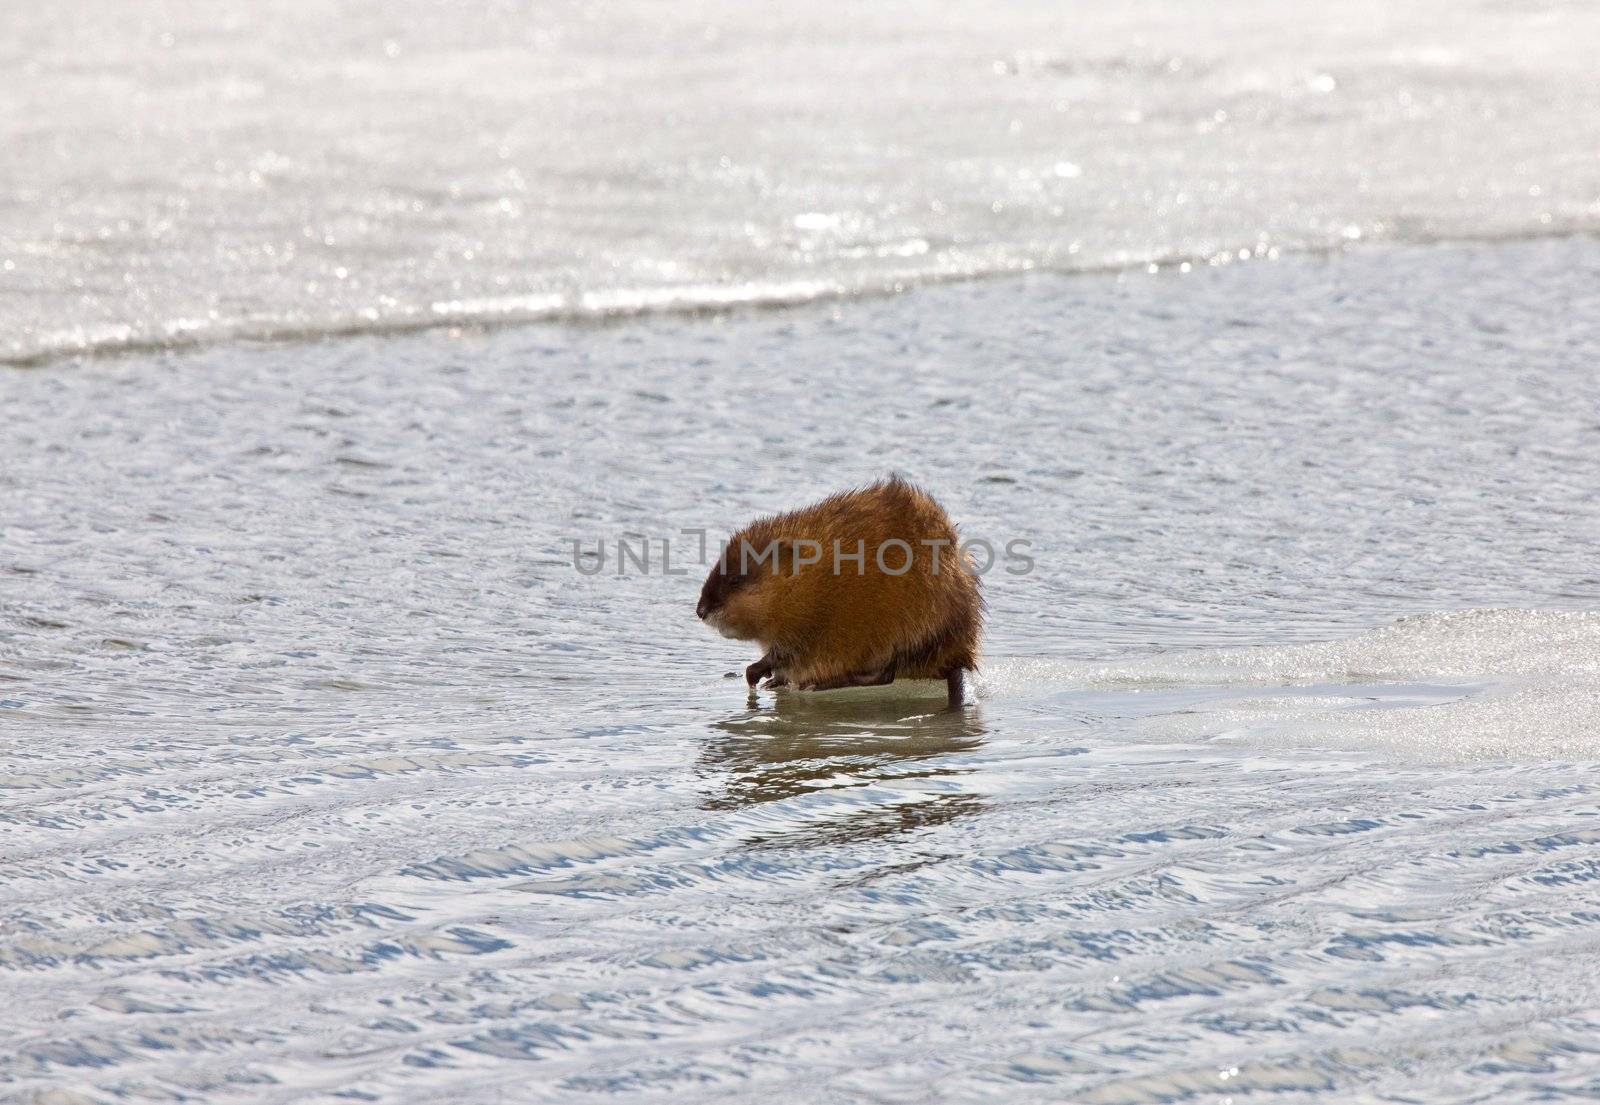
724 537 824 579
771 538 825 577
716 542 751 582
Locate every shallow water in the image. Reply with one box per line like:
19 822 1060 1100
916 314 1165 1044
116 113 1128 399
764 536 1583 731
4 236 1600 1101
7 0 1600 363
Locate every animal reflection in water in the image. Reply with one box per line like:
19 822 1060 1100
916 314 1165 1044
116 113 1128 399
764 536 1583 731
701 690 986 848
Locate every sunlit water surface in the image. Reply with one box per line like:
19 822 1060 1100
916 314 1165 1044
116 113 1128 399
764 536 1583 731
6 0 1600 364
4 238 1600 1102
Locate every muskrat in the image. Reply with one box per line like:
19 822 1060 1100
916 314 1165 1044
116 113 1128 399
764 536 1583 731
696 476 982 707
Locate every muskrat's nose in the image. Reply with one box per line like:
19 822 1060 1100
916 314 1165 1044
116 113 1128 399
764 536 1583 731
696 600 708 620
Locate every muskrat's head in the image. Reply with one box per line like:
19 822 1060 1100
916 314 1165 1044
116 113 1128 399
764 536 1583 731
696 536 789 641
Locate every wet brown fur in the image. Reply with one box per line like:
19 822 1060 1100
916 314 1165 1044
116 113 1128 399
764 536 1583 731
697 476 982 700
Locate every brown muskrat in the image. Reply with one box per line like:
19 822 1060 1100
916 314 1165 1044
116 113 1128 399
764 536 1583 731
696 476 982 707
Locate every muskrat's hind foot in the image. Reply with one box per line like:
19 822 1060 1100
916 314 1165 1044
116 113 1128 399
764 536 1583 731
945 668 974 709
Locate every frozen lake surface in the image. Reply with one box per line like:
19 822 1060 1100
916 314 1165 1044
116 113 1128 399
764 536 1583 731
4 237 1600 1101
5 0 1600 364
